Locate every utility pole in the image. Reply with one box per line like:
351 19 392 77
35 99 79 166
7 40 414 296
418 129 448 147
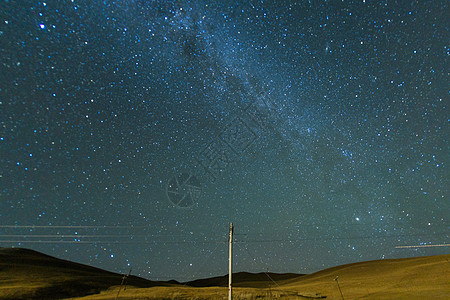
228 222 233 300
334 276 345 300
115 266 132 300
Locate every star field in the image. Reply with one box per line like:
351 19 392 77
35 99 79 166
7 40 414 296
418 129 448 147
0 0 448 281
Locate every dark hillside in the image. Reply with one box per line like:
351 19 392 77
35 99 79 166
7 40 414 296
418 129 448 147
0 247 175 299
185 271 304 288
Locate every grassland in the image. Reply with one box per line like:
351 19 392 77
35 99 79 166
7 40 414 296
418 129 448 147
1 247 449 299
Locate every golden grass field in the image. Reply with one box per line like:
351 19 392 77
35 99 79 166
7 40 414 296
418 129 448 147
1 247 449 299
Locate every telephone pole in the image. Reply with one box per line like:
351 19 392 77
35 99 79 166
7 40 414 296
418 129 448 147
334 276 345 300
228 222 233 300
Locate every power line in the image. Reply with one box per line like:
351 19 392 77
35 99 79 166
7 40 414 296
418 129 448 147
0 225 147 228
0 232 447 245
235 232 450 243
395 243 450 249
0 240 226 244
0 235 144 238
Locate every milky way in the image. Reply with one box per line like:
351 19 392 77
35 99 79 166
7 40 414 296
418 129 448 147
0 0 448 280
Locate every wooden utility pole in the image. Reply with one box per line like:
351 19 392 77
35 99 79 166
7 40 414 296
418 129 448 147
115 267 132 300
334 276 345 300
228 223 233 300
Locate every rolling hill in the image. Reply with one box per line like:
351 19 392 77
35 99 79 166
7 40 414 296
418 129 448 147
0 247 449 299
0 247 175 299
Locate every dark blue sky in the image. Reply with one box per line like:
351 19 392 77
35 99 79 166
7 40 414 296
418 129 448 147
0 0 448 281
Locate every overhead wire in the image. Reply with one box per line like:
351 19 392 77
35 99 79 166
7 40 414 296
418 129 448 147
0 231 447 244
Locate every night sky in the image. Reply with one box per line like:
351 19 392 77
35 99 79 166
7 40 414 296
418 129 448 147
1 0 449 281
